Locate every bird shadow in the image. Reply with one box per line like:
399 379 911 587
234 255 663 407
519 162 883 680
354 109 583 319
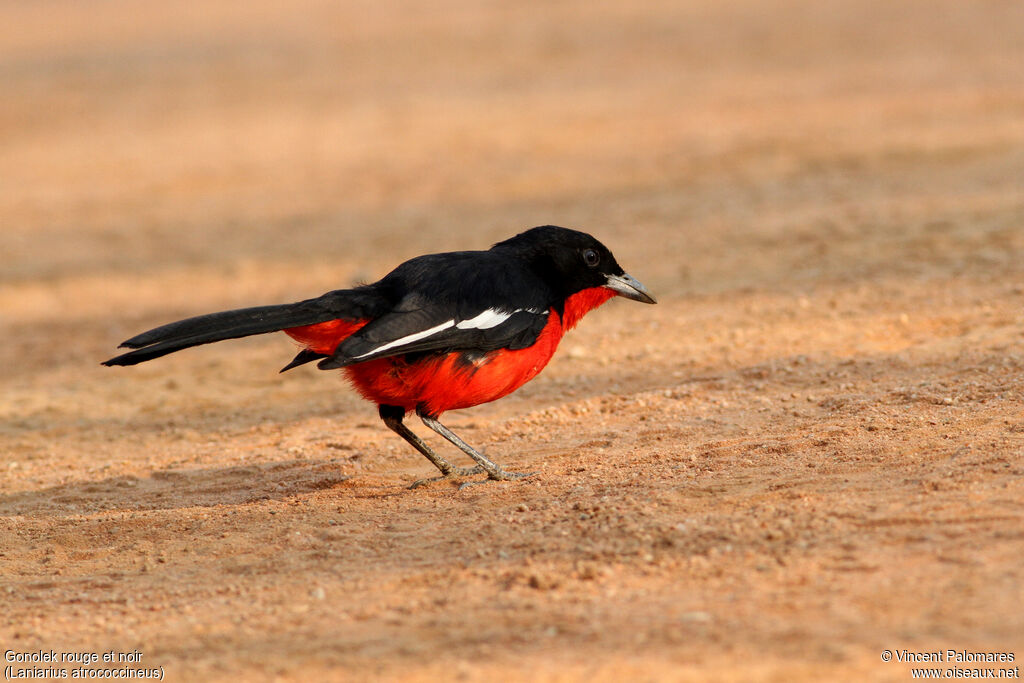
0 459 351 518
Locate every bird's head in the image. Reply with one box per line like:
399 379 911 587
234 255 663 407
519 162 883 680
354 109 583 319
493 225 656 305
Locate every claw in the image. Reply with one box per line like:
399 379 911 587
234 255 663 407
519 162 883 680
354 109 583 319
409 465 485 489
458 470 538 490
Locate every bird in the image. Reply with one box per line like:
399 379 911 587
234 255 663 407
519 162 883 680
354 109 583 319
103 225 656 486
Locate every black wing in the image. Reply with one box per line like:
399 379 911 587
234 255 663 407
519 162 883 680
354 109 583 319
317 251 554 369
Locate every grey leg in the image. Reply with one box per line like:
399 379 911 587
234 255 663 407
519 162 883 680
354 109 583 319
378 405 482 486
417 410 536 483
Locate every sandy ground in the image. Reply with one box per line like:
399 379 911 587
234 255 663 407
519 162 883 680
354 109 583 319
2 1 1023 680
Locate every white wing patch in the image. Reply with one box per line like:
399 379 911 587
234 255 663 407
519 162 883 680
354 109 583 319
352 308 547 359
353 319 455 359
456 308 547 330
456 309 512 330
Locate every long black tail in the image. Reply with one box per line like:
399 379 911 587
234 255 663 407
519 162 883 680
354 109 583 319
102 287 383 367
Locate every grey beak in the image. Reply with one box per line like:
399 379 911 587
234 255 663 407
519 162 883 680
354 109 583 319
605 273 657 304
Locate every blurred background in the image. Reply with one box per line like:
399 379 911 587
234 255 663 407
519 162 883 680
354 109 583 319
2 2 1024 679
2 0 1021 310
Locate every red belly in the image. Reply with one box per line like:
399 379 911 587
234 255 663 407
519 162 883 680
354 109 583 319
283 286 614 416
343 312 564 415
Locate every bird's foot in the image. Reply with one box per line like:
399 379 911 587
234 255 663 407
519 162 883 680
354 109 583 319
409 465 485 489
458 469 538 490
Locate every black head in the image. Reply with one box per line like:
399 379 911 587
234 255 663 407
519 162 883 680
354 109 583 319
492 225 656 304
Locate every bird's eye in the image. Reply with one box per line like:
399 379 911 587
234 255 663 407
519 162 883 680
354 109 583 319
582 249 600 268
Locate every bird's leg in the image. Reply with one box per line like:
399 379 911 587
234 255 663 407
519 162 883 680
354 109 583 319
378 405 482 487
417 410 536 483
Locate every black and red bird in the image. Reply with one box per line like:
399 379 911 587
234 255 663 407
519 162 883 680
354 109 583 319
104 226 656 485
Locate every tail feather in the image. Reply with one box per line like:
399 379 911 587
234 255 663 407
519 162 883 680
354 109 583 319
103 288 383 367
279 348 329 373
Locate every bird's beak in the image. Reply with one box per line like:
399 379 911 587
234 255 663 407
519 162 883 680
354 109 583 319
605 273 657 304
